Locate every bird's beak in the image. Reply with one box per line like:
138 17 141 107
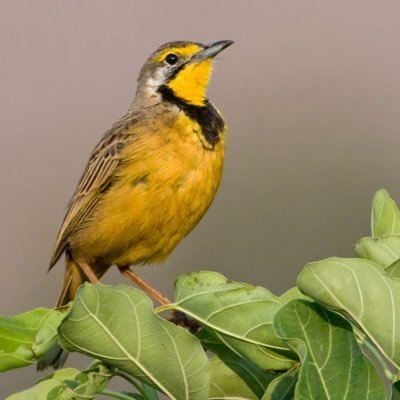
193 40 234 61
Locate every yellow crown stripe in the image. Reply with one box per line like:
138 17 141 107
154 44 203 63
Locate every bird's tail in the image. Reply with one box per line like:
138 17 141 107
56 254 87 307
38 255 87 370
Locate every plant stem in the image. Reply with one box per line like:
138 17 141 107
354 327 395 381
114 370 147 397
154 304 174 314
86 359 102 370
363 338 395 381
100 389 135 400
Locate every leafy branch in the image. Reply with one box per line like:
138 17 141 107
2 189 400 399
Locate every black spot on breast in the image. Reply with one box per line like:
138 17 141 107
131 174 149 187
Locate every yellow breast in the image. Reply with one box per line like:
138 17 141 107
72 112 226 266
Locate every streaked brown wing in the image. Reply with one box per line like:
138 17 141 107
49 116 135 268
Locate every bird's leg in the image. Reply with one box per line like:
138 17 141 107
117 266 200 331
79 262 100 283
118 266 171 305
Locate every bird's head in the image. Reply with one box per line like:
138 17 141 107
137 40 233 106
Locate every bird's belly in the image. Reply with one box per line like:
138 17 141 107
72 117 225 266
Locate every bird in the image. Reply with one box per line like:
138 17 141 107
40 40 233 368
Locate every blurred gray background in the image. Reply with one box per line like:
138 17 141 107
1 0 400 397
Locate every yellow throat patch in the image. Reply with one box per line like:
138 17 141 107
167 59 212 106
155 44 213 106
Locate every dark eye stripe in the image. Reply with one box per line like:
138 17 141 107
165 60 188 82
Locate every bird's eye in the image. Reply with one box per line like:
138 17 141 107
165 53 178 65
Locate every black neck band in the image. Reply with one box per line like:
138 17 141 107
158 85 224 148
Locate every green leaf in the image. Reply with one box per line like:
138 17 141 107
119 383 160 400
58 284 209 400
61 364 112 399
6 365 112 400
385 259 400 278
261 367 297 400
209 356 258 399
355 236 400 267
274 300 386 400
0 308 64 371
5 368 79 399
140 383 160 400
392 380 400 399
197 329 272 398
371 189 400 239
33 306 69 358
297 257 400 369
279 287 310 303
120 394 143 400
171 271 296 371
